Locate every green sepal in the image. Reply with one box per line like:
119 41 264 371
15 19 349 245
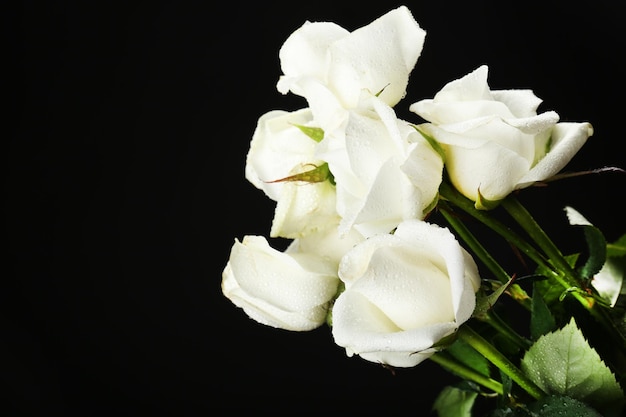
473 277 515 319
375 83 390 97
266 162 334 185
422 192 440 218
475 187 501 211
412 125 447 162
432 331 459 350
325 280 345 327
291 124 324 143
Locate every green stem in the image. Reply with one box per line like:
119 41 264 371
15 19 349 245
500 195 601 313
439 181 594 313
484 310 531 350
429 351 504 395
439 203 510 285
502 194 626 373
439 203 531 309
500 196 581 289
457 325 545 400
439 182 553 274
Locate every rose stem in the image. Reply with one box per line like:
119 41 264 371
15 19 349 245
429 351 503 395
457 325 545 400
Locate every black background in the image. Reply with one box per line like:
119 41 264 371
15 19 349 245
7 1 625 416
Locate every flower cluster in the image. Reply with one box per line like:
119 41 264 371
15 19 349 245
221 6 625 416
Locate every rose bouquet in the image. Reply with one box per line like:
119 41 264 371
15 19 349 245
221 6 626 416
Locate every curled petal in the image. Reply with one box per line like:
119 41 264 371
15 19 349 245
332 289 457 367
332 220 480 367
222 236 339 331
401 132 445 215
271 180 339 239
518 122 594 187
491 89 543 118
277 22 349 96
277 6 425 110
326 6 426 108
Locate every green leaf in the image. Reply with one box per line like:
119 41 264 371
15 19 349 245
432 386 477 417
527 395 603 417
578 224 607 281
530 281 556 340
521 318 624 416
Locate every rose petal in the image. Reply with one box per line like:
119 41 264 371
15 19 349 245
222 236 339 331
518 122 593 187
326 6 426 108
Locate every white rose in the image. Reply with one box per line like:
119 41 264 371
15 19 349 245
331 219 481 367
318 94 443 237
409 65 593 208
245 108 322 201
222 235 340 331
245 109 338 238
276 6 426 129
